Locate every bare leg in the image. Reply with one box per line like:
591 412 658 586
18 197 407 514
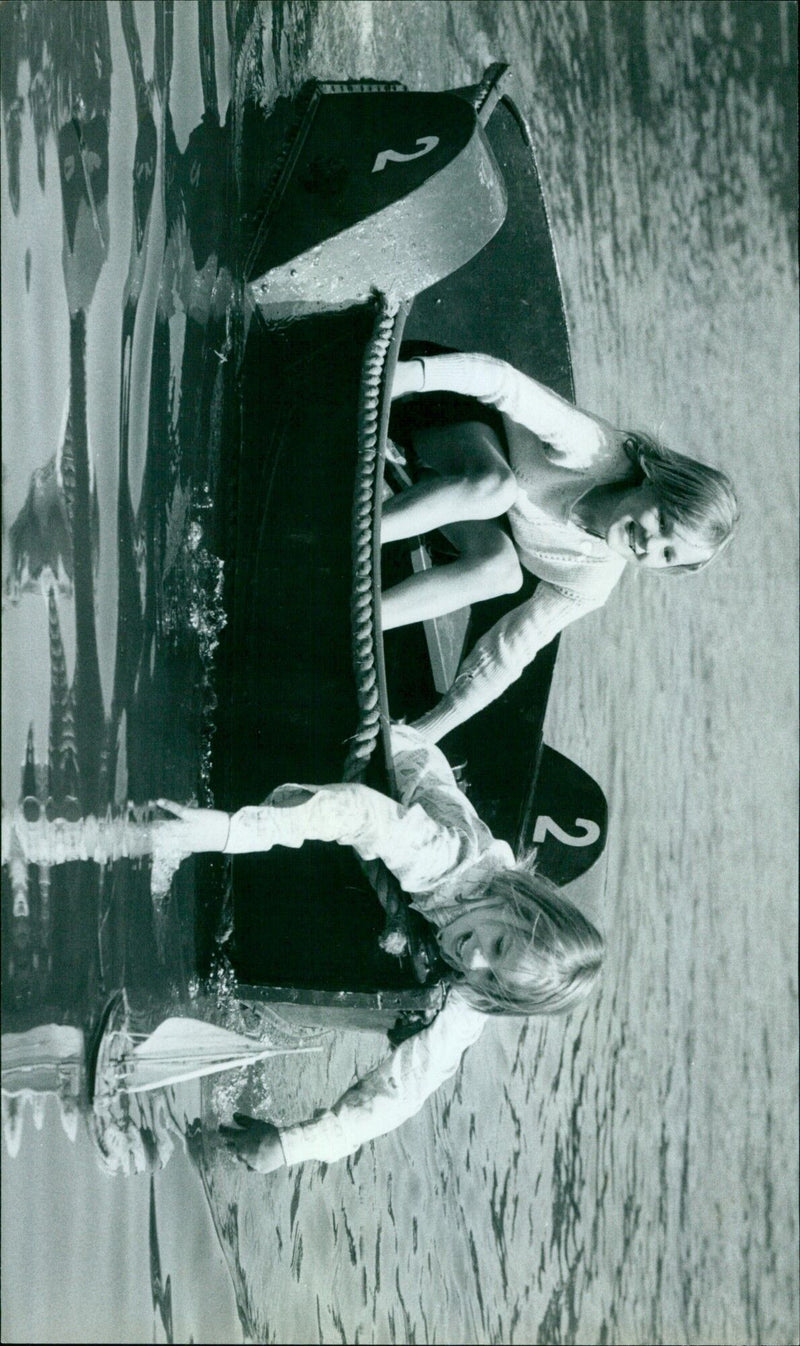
380 421 517 543
382 518 522 629
381 421 522 630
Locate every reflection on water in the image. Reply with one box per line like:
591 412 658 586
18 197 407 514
1 4 252 1335
1 0 239 1268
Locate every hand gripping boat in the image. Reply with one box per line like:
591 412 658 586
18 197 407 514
205 67 609 1036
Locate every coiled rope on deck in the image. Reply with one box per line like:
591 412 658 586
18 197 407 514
343 290 401 785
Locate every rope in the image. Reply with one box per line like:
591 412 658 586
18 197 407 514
341 291 418 961
343 291 401 784
340 295 441 991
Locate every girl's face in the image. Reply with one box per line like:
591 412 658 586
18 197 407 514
604 483 713 570
440 909 530 987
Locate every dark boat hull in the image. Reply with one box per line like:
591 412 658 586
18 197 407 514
204 77 608 1023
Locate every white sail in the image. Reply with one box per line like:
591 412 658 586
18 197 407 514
95 1012 320 1097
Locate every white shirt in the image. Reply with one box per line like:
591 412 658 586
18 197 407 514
224 725 513 1164
279 989 486 1165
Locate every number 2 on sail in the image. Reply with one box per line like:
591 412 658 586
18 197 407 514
532 816 601 848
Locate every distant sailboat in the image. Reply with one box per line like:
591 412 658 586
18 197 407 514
1 1023 84 1154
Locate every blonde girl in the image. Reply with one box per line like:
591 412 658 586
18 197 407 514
155 724 603 1171
382 353 739 741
